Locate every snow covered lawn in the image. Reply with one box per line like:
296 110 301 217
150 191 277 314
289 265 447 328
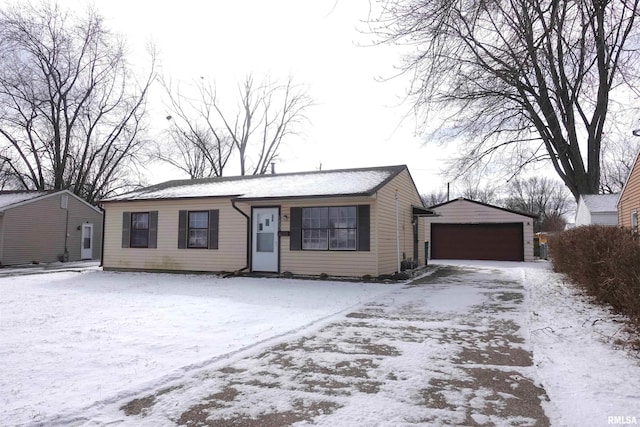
0 270 399 426
2 262 639 426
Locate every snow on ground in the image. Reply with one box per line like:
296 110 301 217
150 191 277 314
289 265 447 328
0 270 400 426
441 260 640 426
2 261 639 426
523 265 640 427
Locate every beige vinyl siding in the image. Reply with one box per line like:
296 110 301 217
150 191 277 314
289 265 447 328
425 199 535 261
0 192 102 265
103 199 247 272
375 170 426 275
250 197 380 277
618 153 640 229
102 168 425 277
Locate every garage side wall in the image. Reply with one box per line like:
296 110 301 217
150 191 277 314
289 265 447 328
424 199 534 261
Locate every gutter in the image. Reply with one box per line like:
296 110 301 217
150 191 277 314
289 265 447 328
231 199 250 272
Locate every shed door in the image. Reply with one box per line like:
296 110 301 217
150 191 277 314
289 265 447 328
81 223 94 260
252 208 279 272
431 223 524 261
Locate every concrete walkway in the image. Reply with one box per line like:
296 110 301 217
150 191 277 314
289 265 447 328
117 265 551 426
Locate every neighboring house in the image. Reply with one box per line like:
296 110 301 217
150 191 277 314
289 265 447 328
574 194 620 227
0 190 103 266
424 198 536 261
617 150 640 234
100 165 434 277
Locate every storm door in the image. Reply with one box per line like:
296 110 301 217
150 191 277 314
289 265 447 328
81 223 93 260
251 207 279 272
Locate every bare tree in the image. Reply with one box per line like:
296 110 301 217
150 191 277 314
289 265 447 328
457 179 498 205
422 190 449 207
156 76 234 179
161 74 313 176
503 176 572 232
370 0 640 202
600 132 640 194
225 74 313 175
0 2 155 203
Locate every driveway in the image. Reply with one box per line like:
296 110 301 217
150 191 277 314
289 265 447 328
106 265 550 426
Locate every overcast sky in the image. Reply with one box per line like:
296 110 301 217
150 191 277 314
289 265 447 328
71 0 453 194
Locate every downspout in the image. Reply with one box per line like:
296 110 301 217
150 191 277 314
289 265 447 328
395 190 401 273
99 205 106 268
63 209 70 262
232 199 250 272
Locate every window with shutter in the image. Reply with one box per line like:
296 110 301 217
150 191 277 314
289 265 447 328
178 209 219 249
291 205 370 251
122 211 157 248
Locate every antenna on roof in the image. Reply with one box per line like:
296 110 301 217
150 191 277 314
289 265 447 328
270 162 276 175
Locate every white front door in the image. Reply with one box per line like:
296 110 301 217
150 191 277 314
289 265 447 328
252 207 279 272
81 223 93 260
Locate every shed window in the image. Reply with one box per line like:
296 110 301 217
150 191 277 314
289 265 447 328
302 206 357 250
130 213 150 248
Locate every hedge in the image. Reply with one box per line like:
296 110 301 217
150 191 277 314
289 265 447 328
549 225 640 318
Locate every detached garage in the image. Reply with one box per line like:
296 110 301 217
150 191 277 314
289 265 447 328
425 198 536 261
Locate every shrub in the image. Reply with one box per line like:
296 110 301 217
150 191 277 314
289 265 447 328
549 225 640 318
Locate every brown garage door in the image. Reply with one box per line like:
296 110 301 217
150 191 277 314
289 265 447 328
431 223 524 261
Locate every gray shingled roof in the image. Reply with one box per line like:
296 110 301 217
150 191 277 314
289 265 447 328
0 191 48 211
102 165 408 202
581 194 619 213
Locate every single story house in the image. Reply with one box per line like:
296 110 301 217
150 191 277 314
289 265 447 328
424 198 536 261
617 149 640 234
0 190 103 266
574 194 620 227
100 165 434 277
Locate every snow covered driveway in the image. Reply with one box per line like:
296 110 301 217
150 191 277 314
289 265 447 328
2 262 639 426
120 264 549 427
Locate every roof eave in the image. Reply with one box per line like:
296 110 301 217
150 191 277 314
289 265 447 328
430 197 538 219
101 194 244 204
233 192 377 202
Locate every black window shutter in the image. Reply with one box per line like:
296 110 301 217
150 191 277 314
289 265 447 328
290 207 302 251
178 210 187 249
357 205 370 251
121 211 131 248
208 209 219 249
148 211 158 248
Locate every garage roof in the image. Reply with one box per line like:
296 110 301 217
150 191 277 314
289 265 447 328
428 198 538 218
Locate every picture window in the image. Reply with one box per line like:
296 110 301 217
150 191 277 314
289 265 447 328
302 206 357 250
